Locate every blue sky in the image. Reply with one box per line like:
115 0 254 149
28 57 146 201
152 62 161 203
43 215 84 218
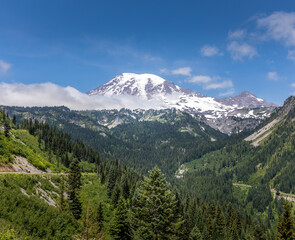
1 0 295 104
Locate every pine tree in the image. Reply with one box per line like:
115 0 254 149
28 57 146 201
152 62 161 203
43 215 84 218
121 175 130 199
173 188 183 217
206 216 214 240
230 219 239 240
215 202 225 239
97 202 104 230
4 119 10 137
110 197 131 240
254 221 266 240
84 203 92 240
277 202 294 240
189 225 202 240
235 210 242 236
182 194 193 240
226 202 234 227
131 166 182 240
111 182 121 207
58 178 66 211
12 114 16 125
68 159 82 219
95 154 100 176
107 168 116 198
1 108 5 120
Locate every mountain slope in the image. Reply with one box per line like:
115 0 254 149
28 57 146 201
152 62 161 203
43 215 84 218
179 96 295 215
216 91 277 108
0 115 54 172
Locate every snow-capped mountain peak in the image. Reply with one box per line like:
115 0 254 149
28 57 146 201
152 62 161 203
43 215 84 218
88 73 277 134
88 73 194 99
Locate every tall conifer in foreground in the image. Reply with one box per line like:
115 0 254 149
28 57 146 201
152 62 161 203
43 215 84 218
68 159 82 219
110 197 131 240
277 202 294 240
131 166 182 240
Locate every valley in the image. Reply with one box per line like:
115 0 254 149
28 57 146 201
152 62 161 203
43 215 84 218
0 75 294 240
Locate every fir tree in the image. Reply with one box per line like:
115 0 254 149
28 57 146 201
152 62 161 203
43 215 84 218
97 202 104 230
111 182 121 207
131 166 182 240
254 221 266 240
121 175 130 199
110 197 131 240
189 225 202 240
277 202 294 240
181 194 192 239
206 216 214 240
12 114 16 125
235 210 242 236
107 168 116 198
173 188 183 217
68 159 82 219
95 154 100 176
58 178 66 211
226 202 234 227
4 119 10 137
215 202 225 239
1 108 5 120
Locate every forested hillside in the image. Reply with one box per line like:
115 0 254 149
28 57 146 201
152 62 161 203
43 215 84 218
1 107 290 239
5 106 230 175
176 96 295 232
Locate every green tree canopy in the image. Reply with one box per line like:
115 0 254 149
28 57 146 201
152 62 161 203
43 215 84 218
110 197 131 240
131 166 182 240
277 202 294 240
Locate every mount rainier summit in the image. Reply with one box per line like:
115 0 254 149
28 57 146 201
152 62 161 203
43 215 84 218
88 73 276 134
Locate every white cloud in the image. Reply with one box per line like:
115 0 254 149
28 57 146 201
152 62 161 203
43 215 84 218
228 29 246 40
219 88 235 97
160 68 169 74
161 67 192 76
227 41 257 60
288 50 295 61
291 83 295 88
143 54 162 62
0 60 11 74
257 12 295 47
200 45 222 57
188 74 234 92
267 72 279 81
171 67 192 76
189 75 212 83
204 80 233 90
0 82 166 110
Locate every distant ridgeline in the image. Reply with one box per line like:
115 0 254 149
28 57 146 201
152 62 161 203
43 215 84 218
1 107 294 239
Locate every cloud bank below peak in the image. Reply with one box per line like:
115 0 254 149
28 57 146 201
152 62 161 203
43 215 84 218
0 82 166 111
